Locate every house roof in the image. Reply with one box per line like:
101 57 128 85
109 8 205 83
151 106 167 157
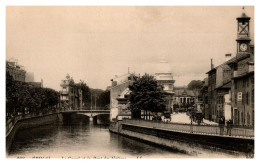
215 81 232 90
174 89 195 97
118 88 131 99
228 53 251 66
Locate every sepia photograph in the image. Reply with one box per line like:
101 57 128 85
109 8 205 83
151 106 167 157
5 6 254 159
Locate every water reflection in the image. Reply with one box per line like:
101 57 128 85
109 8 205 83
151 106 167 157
9 116 188 158
8 116 236 158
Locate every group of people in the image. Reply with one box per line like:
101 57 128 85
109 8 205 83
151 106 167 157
152 112 171 123
219 116 233 136
152 114 162 121
189 111 204 125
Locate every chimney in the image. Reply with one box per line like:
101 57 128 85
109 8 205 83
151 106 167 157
225 54 232 62
211 59 214 69
41 79 43 88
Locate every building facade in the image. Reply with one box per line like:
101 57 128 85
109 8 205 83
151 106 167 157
228 12 254 127
25 72 43 88
109 73 135 121
207 57 234 122
60 74 83 110
201 78 209 117
173 87 195 112
25 72 34 82
154 60 175 113
6 60 26 82
206 11 254 125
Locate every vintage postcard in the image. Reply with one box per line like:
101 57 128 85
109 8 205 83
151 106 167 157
5 6 254 159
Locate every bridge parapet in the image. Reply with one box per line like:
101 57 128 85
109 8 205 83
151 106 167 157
81 107 109 111
61 110 110 113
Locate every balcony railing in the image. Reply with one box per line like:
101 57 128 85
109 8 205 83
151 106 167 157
61 90 69 94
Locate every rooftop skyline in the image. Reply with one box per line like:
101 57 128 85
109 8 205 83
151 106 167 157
6 6 254 90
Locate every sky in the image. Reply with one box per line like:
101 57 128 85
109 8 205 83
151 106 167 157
6 6 254 91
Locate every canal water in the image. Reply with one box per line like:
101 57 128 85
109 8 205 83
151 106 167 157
8 115 238 158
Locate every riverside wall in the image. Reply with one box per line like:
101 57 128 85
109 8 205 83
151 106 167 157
6 113 63 154
109 119 254 157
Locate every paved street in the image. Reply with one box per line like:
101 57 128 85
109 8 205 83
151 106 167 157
170 113 218 125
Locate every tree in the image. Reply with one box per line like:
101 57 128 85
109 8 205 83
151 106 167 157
75 80 90 107
6 71 59 117
187 80 203 91
6 72 20 115
97 90 110 108
129 74 166 119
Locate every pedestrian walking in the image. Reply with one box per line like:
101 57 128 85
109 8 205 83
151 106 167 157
219 116 225 135
226 119 233 136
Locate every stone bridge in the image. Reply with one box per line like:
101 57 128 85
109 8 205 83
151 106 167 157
61 109 110 118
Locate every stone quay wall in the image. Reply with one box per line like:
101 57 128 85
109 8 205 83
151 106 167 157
6 112 63 154
109 119 254 157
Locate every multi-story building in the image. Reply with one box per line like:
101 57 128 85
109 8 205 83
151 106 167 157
227 12 254 127
25 72 43 88
154 60 175 113
206 11 254 125
60 74 83 110
6 60 26 82
206 56 234 122
25 72 34 82
109 73 135 121
172 87 195 112
201 78 209 117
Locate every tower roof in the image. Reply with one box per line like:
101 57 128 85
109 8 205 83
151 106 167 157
237 12 250 21
155 60 172 74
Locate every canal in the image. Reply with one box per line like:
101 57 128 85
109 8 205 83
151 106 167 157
8 115 238 158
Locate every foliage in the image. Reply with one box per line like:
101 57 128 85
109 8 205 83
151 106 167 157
187 80 203 91
6 72 59 116
74 80 90 106
129 74 166 119
97 89 110 108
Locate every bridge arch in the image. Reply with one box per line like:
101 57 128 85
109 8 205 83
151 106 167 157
62 110 110 124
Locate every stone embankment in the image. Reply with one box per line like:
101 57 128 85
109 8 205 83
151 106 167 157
109 119 254 157
6 111 63 153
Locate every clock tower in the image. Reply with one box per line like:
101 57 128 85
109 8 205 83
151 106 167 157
236 11 251 54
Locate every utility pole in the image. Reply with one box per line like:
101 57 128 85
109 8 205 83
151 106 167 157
95 93 97 110
90 91 93 116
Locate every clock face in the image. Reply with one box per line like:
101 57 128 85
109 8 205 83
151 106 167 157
240 43 248 52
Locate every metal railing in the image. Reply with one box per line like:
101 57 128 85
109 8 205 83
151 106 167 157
122 119 254 138
81 107 110 110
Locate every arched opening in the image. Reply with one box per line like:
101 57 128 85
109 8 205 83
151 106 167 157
93 114 110 125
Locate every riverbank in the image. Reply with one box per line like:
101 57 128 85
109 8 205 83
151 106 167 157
109 119 254 158
6 112 63 154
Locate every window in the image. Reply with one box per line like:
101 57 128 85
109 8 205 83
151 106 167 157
251 77 254 84
252 110 254 126
241 112 244 125
205 96 208 104
252 89 254 107
235 81 237 89
243 79 246 87
247 113 250 125
235 93 237 105
247 79 249 87
246 92 249 105
168 84 173 90
242 93 244 105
